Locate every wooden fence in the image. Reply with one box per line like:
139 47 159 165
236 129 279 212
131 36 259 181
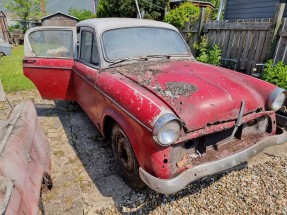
274 18 287 64
181 3 286 75
203 19 273 73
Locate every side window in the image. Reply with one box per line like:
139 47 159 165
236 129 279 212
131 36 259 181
28 30 73 58
80 30 100 66
91 37 100 66
80 31 93 63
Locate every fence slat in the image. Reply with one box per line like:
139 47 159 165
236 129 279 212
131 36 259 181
246 31 260 74
225 30 236 60
252 31 267 69
222 30 231 57
204 22 272 31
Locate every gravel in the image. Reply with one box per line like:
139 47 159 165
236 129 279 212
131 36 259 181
100 156 287 214
3 90 287 215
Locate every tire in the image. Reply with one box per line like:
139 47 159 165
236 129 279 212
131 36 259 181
111 123 145 190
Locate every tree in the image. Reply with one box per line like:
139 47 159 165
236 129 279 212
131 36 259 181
96 0 169 21
164 2 200 29
3 0 46 21
68 8 96 21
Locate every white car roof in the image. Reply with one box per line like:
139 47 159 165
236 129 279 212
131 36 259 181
76 18 179 34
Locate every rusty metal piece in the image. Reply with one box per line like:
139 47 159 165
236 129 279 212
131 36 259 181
0 100 51 214
230 100 245 139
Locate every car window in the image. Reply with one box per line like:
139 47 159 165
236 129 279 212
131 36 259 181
80 31 93 63
28 30 73 58
91 35 100 66
80 31 99 66
102 27 190 61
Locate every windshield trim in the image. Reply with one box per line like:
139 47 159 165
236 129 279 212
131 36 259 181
100 26 192 64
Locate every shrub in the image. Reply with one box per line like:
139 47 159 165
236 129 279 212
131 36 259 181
68 8 96 21
262 60 287 89
164 2 200 29
193 36 222 66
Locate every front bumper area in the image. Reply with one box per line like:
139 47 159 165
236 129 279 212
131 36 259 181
139 128 287 194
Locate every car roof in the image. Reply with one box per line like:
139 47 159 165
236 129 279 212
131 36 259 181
76 18 178 34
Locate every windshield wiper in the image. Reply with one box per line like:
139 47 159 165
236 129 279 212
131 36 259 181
109 57 147 67
145 54 171 59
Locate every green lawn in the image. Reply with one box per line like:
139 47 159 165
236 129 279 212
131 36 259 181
0 45 35 92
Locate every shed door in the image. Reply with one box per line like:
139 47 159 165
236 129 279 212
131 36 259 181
23 28 76 100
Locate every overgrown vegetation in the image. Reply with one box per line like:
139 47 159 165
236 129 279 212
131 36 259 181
3 0 46 21
68 8 96 21
262 60 287 89
164 2 200 29
193 36 222 66
96 0 169 20
0 46 35 92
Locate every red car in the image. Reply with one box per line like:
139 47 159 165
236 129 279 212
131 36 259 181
23 18 287 194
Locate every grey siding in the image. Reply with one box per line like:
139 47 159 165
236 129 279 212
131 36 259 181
225 0 283 20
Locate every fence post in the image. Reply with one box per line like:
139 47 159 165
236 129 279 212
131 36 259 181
268 3 286 59
189 7 206 56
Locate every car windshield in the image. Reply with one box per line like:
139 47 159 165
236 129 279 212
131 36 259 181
102 27 191 61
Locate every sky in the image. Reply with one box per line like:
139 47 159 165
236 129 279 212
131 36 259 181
0 0 99 14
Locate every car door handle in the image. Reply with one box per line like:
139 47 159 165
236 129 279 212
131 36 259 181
23 59 37 64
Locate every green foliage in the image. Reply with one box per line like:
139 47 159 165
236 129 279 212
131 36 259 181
193 36 221 66
262 60 287 89
0 46 35 92
96 0 169 21
3 0 46 21
8 22 22 33
68 8 96 21
164 2 200 29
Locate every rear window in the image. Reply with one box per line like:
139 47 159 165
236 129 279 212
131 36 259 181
28 30 73 58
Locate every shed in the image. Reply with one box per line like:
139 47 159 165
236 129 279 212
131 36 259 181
225 0 287 20
41 11 79 27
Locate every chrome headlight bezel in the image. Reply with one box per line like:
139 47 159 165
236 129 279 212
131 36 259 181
268 88 286 111
153 113 182 146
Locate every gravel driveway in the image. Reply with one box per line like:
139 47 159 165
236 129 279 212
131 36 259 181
1 90 287 215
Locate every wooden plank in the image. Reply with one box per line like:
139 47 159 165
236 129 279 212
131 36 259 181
273 19 287 63
225 30 236 60
240 31 252 71
252 31 267 69
221 30 231 57
236 31 247 71
218 30 226 50
275 37 287 62
209 30 217 46
268 3 286 59
204 22 272 31
279 31 287 37
246 31 260 74
260 31 272 63
230 31 241 60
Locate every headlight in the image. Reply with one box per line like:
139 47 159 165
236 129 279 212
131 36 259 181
268 88 286 111
153 113 181 146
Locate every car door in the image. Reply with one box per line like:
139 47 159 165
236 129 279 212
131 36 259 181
73 27 101 125
23 27 77 100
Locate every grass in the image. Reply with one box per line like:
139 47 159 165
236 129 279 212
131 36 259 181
0 45 35 92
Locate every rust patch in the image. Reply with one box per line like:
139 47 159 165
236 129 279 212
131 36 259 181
155 82 198 98
177 133 268 169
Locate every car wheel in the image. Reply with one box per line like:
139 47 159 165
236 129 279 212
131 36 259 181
111 123 145 190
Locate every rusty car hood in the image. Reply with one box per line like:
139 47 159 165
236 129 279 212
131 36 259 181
112 60 276 131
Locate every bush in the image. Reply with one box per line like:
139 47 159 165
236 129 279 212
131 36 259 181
164 2 200 29
262 60 287 89
68 8 96 21
193 36 221 66
8 22 22 33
